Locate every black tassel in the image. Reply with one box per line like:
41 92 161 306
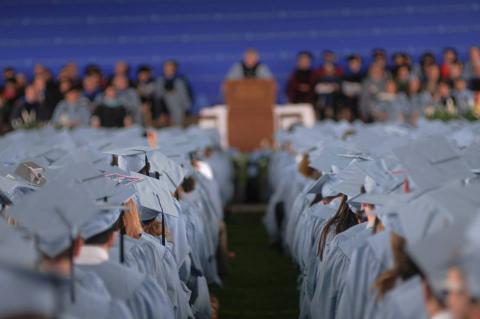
119 211 125 263
161 212 166 246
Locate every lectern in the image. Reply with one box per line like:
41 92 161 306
224 79 276 151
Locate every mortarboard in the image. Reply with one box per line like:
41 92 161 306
8 181 100 302
149 151 185 190
133 173 178 246
392 136 472 190
407 220 469 300
103 146 154 173
0 176 37 206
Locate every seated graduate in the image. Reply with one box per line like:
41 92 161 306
286 51 316 104
91 85 133 128
51 85 91 128
7 181 133 319
77 208 175 319
225 48 273 80
154 60 192 127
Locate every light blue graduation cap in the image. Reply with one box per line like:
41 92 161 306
47 161 128 205
392 136 472 190
308 141 362 173
80 209 123 241
307 174 332 195
407 220 469 301
149 151 185 191
133 173 177 218
398 180 480 244
133 173 178 246
8 181 99 258
103 146 154 173
8 181 100 302
0 176 37 206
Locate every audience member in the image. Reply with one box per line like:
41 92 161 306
154 60 192 126
286 51 316 104
52 86 91 128
91 85 132 128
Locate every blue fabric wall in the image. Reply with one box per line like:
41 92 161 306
1 0 479 111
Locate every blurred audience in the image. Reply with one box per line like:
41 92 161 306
1 46 480 134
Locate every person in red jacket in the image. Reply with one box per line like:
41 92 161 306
286 51 316 104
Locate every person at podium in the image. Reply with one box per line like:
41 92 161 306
226 48 273 80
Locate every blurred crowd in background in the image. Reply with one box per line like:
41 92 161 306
1 46 480 135
286 46 480 122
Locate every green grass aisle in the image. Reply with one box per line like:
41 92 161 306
212 212 299 319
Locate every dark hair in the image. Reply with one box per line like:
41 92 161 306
374 233 422 299
137 64 152 74
84 64 102 76
182 176 196 193
84 218 120 245
346 54 361 62
297 51 313 59
317 194 359 260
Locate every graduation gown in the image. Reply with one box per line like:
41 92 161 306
110 234 193 319
182 187 221 286
60 279 133 319
310 223 371 319
335 230 393 319
77 259 175 319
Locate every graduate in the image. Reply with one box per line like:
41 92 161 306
6 181 134 319
77 207 175 319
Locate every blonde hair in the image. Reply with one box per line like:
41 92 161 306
123 199 143 239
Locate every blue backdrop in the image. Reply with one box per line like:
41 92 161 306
1 0 479 112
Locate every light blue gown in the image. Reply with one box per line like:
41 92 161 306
109 234 193 319
310 223 371 319
77 259 175 319
335 230 393 319
60 278 133 319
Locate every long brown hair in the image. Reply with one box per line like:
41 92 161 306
298 154 321 180
317 194 359 260
374 232 420 299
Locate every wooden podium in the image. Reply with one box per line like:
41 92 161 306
224 79 276 152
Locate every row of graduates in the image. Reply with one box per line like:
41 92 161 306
0 125 234 318
265 119 480 319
